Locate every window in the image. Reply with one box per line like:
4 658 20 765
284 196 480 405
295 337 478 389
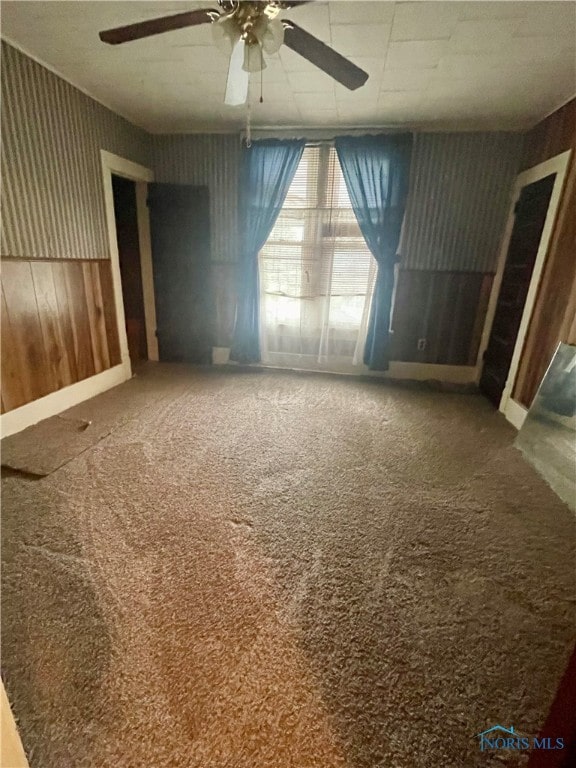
259 145 376 372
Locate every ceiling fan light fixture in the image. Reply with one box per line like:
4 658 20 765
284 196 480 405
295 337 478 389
211 13 240 53
225 38 250 105
260 17 284 54
243 41 266 73
263 2 281 20
98 1 370 107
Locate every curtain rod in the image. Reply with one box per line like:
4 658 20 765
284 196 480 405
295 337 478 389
239 127 409 142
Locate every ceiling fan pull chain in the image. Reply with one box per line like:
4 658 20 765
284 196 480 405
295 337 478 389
260 60 264 104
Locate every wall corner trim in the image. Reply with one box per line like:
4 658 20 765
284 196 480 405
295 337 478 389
0 363 131 439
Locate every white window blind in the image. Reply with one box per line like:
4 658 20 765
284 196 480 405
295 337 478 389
259 145 376 372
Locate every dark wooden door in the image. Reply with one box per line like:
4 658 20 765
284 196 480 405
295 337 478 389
148 184 213 364
480 174 555 406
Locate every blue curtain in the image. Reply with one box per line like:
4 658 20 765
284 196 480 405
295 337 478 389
230 139 304 363
335 134 413 370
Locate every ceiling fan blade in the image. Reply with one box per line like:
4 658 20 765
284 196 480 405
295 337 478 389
225 40 250 106
282 20 368 90
99 9 217 45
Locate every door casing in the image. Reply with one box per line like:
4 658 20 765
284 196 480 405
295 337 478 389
100 150 158 378
476 149 572 429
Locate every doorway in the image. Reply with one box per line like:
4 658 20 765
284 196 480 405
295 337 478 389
112 175 148 365
480 174 555 405
478 149 572 426
100 150 158 383
147 183 213 364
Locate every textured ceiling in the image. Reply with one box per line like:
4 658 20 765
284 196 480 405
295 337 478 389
1 1 575 133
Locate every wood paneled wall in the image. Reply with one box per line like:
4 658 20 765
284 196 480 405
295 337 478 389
1 259 120 413
391 270 493 365
513 99 576 407
1 43 146 416
520 100 575 171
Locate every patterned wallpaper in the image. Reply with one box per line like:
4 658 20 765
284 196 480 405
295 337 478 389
402 132 523 272
152 131 522 272
2 39 522 274
1 41 151 260
152 134 241 264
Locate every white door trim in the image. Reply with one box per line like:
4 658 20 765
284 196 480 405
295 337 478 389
502 397 528 431
100 150 158 364
135 181 159 361
0 153 157 438
476 149 572 429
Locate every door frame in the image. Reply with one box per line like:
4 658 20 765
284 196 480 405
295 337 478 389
476 149 572 429
100 150 159 369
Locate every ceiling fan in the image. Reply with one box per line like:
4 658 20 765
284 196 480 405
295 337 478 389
99 1 369 106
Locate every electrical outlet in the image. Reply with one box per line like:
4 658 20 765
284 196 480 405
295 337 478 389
417 338 427 351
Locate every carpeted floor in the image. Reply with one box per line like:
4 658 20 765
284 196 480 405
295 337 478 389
2 364 575 768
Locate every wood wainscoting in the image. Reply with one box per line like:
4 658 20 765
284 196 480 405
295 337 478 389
391 269 493 365
210 266 494 368
1 258 120 413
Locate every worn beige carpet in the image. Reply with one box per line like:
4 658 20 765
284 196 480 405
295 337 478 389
2 364 575 768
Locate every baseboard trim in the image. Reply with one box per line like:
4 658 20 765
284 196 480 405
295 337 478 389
1 363 131 438
386 362 477 384
212 346 231 365
221 346 478 385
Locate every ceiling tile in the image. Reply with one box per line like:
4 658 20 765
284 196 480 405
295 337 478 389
425 78 487 103
294 91 337 110
450 18 522 54
331 24 391 57
251 101 303 125
283 2 331 43
168 23 214 47
436 53 504 78
514 3 576 37
144 45 231 74
278 45 315 72
502 36 576 64
258 58 289 85
377 91 423 109
287 69 337 92
335 78 380 103
380 69 433 92
1 0 574 132
329 2 396 26
295 109 340 126
347 56 387 75
452 2 529 21
255 82 289 103
385 40 448 69
390 2 460 42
